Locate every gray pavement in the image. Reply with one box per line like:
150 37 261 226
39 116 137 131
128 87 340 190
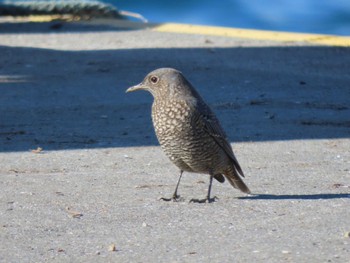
0 19 349 262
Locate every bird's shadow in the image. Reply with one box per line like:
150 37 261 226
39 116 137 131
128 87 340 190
239 193 350 200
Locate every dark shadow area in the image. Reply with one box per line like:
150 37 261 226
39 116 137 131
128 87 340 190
0 20 141 33
0 43 349 152
239 193 350 200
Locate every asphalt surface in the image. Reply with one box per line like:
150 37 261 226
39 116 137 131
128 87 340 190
0 19 349 262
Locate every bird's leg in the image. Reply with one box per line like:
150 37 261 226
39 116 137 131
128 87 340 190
160 170 183 202
172 170 183 199
190 173 218 203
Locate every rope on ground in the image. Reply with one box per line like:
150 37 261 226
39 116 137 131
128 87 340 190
0 0 123 18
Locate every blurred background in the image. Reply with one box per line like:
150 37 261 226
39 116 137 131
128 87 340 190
115 0 350 35
0 0 349 35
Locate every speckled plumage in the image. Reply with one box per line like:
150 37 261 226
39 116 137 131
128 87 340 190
126 68 250 202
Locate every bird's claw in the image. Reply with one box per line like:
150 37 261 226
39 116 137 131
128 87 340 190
189 196 218 203
159 194 183 202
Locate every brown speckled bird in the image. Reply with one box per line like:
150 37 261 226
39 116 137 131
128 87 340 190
126 68 250 203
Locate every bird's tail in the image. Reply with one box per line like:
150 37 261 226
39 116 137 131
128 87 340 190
223 166 251 194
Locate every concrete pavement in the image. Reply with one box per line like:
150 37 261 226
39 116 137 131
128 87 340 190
0 18 349 262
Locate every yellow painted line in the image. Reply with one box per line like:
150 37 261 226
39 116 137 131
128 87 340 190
7 16 350 47
154 23 350 47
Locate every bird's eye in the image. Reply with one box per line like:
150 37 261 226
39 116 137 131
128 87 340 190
150 76 159 84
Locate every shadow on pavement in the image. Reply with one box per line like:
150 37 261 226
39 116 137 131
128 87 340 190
0 20 135 33
0 43 349 152
239 193 350 200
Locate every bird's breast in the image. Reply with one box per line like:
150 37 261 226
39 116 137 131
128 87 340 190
152 100 192 137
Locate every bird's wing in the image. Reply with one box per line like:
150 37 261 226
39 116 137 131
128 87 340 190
196 101 245 177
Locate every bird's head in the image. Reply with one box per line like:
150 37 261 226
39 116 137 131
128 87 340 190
126 68 195 100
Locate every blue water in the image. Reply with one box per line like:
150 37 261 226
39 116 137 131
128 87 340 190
109 0 350 36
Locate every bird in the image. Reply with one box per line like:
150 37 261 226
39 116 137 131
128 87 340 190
126 68 251 203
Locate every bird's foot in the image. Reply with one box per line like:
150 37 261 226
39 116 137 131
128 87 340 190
189 196 218 204
159 194 184 202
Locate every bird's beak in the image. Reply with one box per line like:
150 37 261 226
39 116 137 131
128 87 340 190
126 83 144 93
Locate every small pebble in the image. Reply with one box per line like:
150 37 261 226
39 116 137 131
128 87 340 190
108 244 116 252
